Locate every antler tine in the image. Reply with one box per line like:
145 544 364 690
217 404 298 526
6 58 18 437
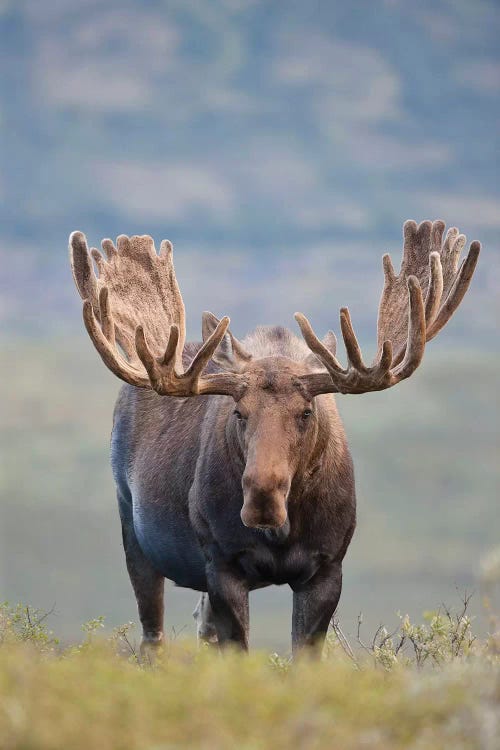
99 286 115 346
294 313 345 375
82 298 150 388
339 308 367 372
160 324 180 366
188 317 248 396
184 317 230 380
391 276 426 381
69 231 99 313
426 240 480 341
134 326 162 386
424 252 443 325
343 307 395 378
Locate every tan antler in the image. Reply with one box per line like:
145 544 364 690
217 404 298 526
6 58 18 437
69 232 244 397
296 220 480 396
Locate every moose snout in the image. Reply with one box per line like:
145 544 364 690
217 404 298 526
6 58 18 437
241 471 290 529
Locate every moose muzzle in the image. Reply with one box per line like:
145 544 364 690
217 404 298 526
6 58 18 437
240 471 290 529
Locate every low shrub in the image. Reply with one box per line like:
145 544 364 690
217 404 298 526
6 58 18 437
0 599 498 750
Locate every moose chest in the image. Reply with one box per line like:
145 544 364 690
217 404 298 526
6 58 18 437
233 539 328 589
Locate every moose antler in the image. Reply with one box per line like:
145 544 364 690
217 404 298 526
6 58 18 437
69 232 244 397
296 220 480 396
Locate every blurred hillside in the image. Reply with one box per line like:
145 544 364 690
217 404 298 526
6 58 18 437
0 0 498 649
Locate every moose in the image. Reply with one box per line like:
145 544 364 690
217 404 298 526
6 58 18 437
69 220 479 653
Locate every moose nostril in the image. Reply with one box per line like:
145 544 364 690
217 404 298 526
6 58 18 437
240 506 288 530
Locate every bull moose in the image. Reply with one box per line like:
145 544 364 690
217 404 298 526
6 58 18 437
69 220 479 653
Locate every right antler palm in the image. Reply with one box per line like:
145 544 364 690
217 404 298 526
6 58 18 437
296 220 480 396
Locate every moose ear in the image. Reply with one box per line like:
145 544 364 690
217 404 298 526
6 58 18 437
202 312 252 372
303 330 338 370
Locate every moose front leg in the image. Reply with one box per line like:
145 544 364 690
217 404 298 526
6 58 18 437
205 561 249 650
120 510 165 657
291 562 343 655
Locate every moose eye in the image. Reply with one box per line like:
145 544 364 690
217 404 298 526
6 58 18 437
302 409 313 420
234 410 243 420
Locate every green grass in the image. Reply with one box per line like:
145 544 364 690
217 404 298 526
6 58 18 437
0 602 498 750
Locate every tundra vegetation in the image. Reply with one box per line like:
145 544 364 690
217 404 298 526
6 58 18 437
0 597 498 750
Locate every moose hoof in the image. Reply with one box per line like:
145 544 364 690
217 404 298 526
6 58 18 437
193 593 219 646
197 625 219 646
140 633 163 662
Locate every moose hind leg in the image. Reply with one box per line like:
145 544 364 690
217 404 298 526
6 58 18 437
206 562 249 650
120 501 165 655
193 593 218 645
